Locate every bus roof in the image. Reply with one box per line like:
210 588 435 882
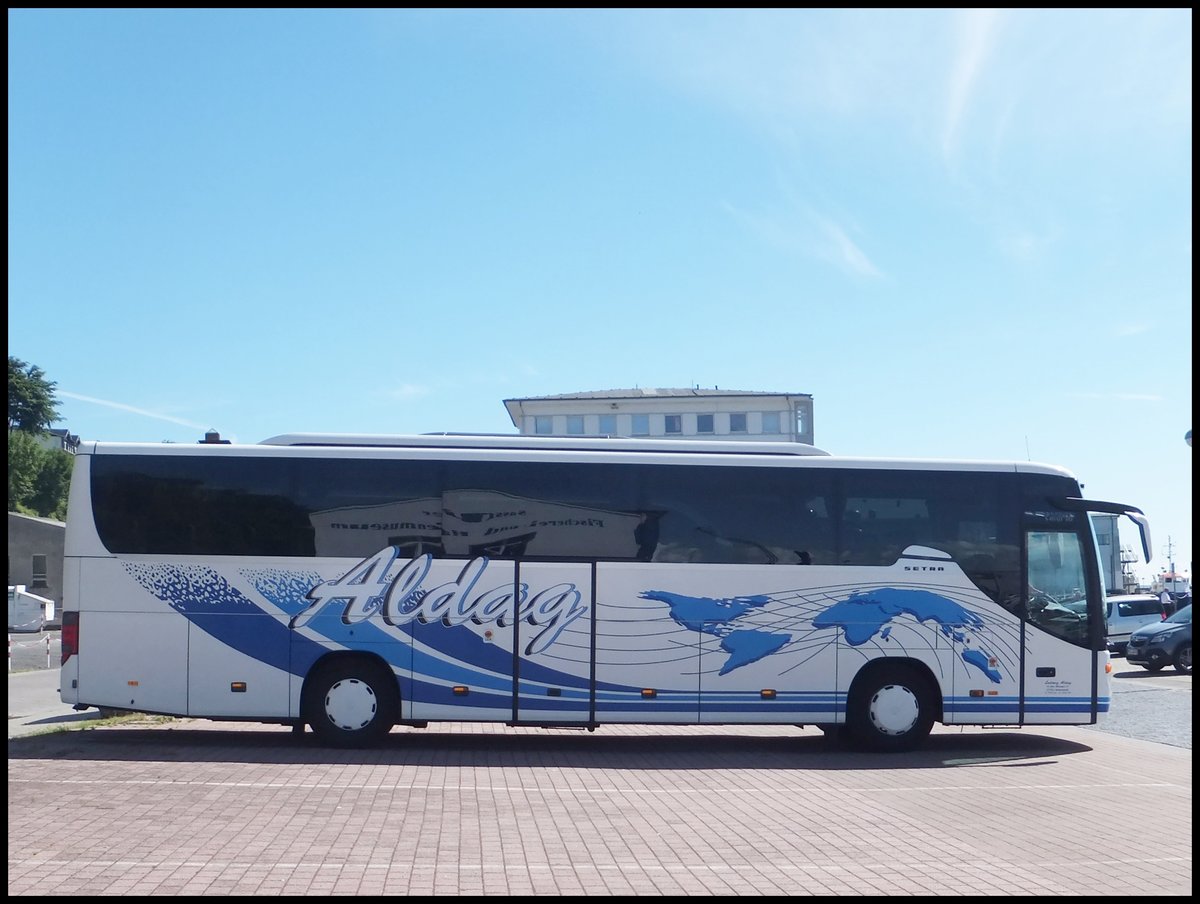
258 432 834 457
79 435 1083 479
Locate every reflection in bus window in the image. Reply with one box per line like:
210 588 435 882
1026 529 1089 646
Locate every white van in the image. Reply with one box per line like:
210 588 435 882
7 585 55 633
1105 593 1166 655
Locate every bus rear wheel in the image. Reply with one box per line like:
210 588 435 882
846 664 935 753
304 658 398 748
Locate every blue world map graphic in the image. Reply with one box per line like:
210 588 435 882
641 586 1003 682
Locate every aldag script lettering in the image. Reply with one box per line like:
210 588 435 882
289 548 588 656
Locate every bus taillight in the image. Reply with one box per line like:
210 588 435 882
61 610 79 665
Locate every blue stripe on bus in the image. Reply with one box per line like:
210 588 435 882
945 703 1105 714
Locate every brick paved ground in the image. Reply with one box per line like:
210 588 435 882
8 720 1191 896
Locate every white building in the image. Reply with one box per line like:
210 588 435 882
7 512 65 626
503 388 815 445
35 427 80 454
1090 514 1126 594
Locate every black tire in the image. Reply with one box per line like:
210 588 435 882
1142 662 1165 673
304 658 398 748
1173 644 1191 675
845 664 936 753
816 724 847 746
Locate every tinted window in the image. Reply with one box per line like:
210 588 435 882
1165 604 1191 624
89 454 1023 606
91 456 317 556
1117 599 1163 617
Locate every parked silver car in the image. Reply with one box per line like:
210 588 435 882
1104 594 1166 656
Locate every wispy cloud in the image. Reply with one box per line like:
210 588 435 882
724 201 884 279
942 9 1002 161
610 9 1187 163
813 215 883 278
60 390 211 430
722 202 802 252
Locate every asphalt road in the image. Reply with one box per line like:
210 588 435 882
6 629 58 673
1080 655 1191 748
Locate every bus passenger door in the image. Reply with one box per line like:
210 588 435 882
405 557 519 723
1022 528 1100 723
513 562 594 724
593 562 703 724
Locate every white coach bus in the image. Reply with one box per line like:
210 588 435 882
59 434 1151 752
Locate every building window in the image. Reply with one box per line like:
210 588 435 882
566 415 585 435
31 554 48 589
730 413 747 433
761 411 781 434
534 416 554 435
665 414 682 434
696 414 714 434
631 414 650 436
598 414 617 435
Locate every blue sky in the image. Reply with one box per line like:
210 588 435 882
8 9 1192 581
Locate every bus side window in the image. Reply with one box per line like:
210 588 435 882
790 498 835 565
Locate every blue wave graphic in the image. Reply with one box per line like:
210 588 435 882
126 563 324 675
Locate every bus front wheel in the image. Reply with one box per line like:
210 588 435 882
304 658 398 748
845 664 935 753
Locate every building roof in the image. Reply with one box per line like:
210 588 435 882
503 388 811 402
260 432 830 455
8 511 66 527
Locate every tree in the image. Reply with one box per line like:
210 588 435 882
9 356 61 433
8 429 41 510
8 356 71 518
30 447 73 520
7 420 73 519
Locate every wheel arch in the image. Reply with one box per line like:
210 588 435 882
301 650 403 722
847 657 944 724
